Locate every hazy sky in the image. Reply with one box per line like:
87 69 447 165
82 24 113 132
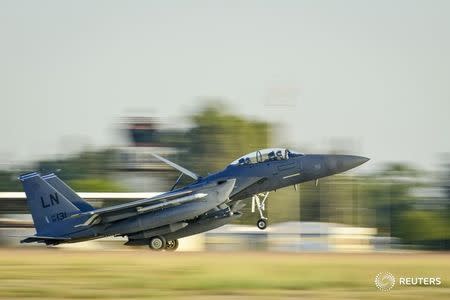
1 0 449 171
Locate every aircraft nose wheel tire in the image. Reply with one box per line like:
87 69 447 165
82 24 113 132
165 239 179 251
149 236 166 251
257 219 267 230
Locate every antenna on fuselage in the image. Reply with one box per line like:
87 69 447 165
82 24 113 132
170 173 184 191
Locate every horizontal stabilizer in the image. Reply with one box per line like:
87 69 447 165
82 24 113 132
20 235 71 244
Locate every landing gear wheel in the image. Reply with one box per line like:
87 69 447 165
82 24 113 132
257 218 267 230
165 239 179 251
149 236 166 251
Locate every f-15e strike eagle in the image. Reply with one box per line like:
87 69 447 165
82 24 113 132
19 148 368 251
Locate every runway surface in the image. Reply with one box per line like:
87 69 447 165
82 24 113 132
0 249 449 299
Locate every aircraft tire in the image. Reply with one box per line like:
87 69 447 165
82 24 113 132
257 219 267 230
165 239 179 251
149 236 166 251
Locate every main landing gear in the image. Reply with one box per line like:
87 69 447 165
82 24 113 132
165 239 179 251
149 236 166 251
252 192 270 230
148 236 179 251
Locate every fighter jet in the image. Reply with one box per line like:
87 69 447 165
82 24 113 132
19 148 368 251
151 148 369 231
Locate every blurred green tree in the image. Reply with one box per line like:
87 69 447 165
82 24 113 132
175 102 269 174
68 178 125 192
397 210 448 243
0 149 126 192
37 149 117 180
364 163 420 237
0 171 22 191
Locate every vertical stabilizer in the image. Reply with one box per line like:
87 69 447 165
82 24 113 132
19 172 80 235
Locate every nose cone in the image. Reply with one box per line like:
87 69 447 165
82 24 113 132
344 155 370 169
325 155 369 174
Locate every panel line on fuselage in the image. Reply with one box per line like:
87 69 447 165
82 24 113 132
282 172 301 179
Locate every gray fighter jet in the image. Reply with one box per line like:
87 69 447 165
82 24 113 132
19 148 368 251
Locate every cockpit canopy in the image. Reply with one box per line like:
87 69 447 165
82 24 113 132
229 148 304 166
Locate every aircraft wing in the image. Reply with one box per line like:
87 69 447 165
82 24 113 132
69 189 207 227
150 153 199 180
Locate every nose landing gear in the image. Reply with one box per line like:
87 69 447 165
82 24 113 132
252 192 270 230
257 218 267 230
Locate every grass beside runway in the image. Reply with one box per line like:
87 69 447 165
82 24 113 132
0 249 449 299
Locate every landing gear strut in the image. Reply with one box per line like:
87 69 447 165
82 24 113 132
252 192 269 230
149 236 166 251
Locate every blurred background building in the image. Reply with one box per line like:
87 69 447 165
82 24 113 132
112 116 177 192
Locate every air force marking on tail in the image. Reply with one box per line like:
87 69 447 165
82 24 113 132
40 193 60 208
